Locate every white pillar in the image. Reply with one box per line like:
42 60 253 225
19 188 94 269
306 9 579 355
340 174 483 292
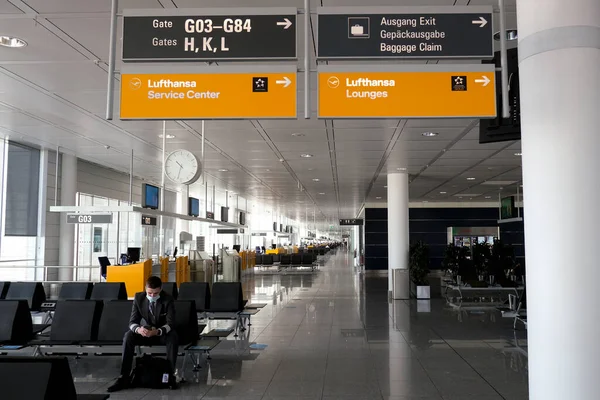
58 153 77 281
387 172 409 297
517 1 600 399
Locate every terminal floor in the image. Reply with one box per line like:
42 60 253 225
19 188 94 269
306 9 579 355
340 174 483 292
72 252 529 400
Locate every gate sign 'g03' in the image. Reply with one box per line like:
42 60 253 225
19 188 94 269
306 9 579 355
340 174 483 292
122 8 297 61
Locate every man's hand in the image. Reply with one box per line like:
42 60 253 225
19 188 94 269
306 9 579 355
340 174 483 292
137 327 150 337
147 328 159 337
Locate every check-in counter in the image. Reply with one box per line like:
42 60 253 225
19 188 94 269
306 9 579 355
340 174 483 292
107 259 152 298
175 256 189 286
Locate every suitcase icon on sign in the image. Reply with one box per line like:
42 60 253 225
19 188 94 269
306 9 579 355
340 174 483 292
348 17 370 39
351 25 364 36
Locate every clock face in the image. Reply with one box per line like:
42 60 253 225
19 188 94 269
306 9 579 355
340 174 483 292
164 149 201 185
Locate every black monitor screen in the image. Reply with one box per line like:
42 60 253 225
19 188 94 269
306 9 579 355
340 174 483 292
239 212 246 225
127 247 141 263
142 184 159 209
188 197 200 217
501 196 516 219
221 206 229 222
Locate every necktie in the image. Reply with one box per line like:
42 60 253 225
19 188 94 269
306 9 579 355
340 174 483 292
149 302 156 326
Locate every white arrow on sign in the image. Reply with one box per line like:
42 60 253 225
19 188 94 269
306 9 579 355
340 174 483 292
471 16 488 28
277 18 293 29
276 76 292 88
475 76 491 86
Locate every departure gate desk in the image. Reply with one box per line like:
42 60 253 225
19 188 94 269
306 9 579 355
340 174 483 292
107 260 152 298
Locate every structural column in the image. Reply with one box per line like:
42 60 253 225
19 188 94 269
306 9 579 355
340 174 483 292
517 1 600 398
58 153 77 281
387 172 409 298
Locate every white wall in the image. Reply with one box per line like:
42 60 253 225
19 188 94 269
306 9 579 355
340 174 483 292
77 160 143 205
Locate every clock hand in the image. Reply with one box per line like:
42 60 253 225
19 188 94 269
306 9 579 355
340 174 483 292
176 161 183 169
177 168 182 179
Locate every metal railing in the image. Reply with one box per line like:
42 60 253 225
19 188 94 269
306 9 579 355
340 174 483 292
0 264 102 283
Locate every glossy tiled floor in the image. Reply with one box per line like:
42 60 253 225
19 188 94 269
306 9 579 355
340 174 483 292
73 251 529 400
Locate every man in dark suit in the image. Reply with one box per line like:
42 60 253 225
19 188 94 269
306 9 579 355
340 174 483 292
108 276 178 392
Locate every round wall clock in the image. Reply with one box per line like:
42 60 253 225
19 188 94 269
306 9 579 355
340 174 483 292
164 149 201 185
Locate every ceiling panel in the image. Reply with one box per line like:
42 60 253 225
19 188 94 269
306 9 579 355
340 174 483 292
21 0 163 13
0 0 523 219
334 128 395 141
0 19 88 62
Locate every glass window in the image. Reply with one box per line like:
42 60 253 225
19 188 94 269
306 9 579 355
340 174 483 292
4 142 40 236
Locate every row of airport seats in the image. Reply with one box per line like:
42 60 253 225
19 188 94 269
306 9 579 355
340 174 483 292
0 281 181 311
0 282 252 347
178 282 243 314
256 253 317 266
0 298 200 350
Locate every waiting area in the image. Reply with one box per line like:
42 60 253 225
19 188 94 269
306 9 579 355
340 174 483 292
1 251 528 399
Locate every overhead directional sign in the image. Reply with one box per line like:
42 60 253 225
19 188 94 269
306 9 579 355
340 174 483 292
340 219 364 226
317 6 493 59
318 65 496 119
120 66 297 120
122 8 297 61
67 214 113 224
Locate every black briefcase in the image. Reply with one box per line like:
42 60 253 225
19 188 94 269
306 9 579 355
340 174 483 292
131 354 175 389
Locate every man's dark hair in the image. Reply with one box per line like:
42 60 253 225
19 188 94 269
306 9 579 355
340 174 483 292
146 276 162 289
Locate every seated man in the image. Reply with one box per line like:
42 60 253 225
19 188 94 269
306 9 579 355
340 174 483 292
108 276 178 392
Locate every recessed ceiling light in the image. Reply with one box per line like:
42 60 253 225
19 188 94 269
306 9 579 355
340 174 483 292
466 177 476 181
494 29 518 41
0 36 27 48
421 132 439 137
440 191 447 194
300 153 313 158
375 196 382 200
485 196 492 199
384 185 388 188
514 152 522 156
218 169 228 172
265 169 271 172
397 167 407 171
292 133 306 137
158 134 176 139
312 178 320 182
318 192 325 195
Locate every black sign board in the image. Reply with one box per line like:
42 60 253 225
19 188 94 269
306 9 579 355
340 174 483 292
66 214 113 224
318 7 493 59
252 233 267 237
217 228 239 235
339 219 363 226
122 9 297 61
206 211 215 220
141 215 157 226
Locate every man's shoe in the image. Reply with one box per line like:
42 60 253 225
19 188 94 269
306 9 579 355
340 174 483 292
107 377 130 393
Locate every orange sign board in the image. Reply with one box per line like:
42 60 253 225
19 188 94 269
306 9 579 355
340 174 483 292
120 72 296 119
318 70 496 118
